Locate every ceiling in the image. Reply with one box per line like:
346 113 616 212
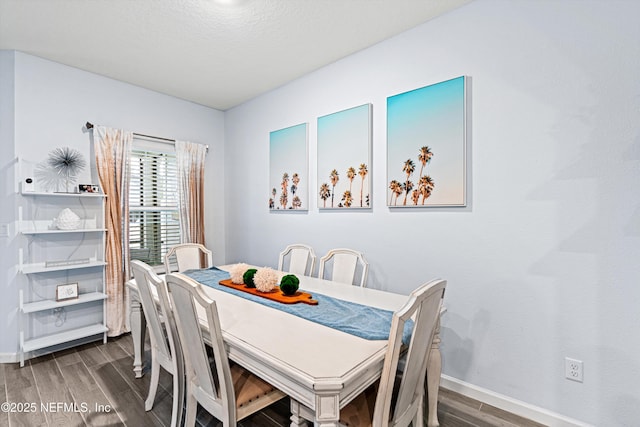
0 0 471 111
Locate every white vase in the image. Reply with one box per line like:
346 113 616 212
54 208 81 230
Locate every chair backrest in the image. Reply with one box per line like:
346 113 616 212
166 272 236 424
164 243 213 273
318 248 369 287
278 244 317 276
130 260 177 366
374 279 446 426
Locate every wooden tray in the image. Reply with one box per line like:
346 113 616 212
219 279 318 305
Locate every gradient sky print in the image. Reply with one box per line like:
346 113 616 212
317 104 371 208
269 123 308 210
387 76 466 206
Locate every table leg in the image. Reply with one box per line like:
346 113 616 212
290 400 309 427
314 390 340 427
129 291 146 378
426 315 442 427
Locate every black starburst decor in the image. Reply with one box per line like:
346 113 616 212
36 147 87 192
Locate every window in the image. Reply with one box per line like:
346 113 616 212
128 144 180 268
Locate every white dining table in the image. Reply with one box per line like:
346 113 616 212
126 265 443 426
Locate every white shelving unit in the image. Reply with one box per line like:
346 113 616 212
18 190 108 366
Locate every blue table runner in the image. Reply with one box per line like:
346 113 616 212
182 267 413 344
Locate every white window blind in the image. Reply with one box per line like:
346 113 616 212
129 146 181 267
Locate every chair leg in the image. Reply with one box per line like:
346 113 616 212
145 350 160 411
170 369 183 427
184 389 198 427
426 316 443 427
414 397 425 427
171 326 185 427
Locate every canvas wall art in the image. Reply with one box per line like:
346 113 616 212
387 76 467 207
317 104 372 209
269 123 308 211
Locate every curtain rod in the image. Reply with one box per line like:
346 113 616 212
85 122 208 151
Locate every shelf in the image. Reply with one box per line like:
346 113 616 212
21 228 106 235
18 176 107 367
21 260 107 274
22 292 107 314
21 191 105 198
22 324 108 353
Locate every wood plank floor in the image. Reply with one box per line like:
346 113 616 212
0 335 545 426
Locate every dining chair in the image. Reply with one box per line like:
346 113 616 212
166 272 286 426
130 260 184 427
278 243 317 276
164 243 213 273
318 248 370 287
293 278 447 427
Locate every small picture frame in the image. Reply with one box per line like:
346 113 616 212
56 283 79 301
78 184 100 193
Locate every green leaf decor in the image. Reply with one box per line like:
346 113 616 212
243 268 258 288
280 274 300 295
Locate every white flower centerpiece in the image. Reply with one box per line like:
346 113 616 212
229 263 250 284
253 267 279 293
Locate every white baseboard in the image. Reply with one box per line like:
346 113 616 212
0 353 18 363
440 375 593 427
0 335 106 366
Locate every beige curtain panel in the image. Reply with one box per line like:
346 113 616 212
94 125 132 337
176 140 207 245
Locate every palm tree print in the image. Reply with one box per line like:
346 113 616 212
411 189 420 205
418 175 435 204
269 188 276 210
389 180 402 205
346 167 356 193
319 183 331 208
291 173 300 197
394 184 403 205
329 169 339 207
341 190 353 208
402 159 415 205
292 196 301 209
417 146 433 179
358 163 368 207
279 173 290 209
272 172 302 210
389 148 436 206
402 180 414 206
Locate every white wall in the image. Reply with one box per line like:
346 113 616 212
0 51 17 355
224 0 640 425
0 51 225 356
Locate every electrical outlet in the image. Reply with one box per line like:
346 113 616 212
0 223 8 237
565 357 583 382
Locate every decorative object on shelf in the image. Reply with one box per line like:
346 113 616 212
253 267 279 293
269 123 309 211
280 274 300 295
78 184 100 193
243 268 258 288
24 177 35 192
53 208 81 230
35 147 86 192
318 104 372 209
56 283 79 301
387 76 468 207
45 258 90 268
230 263 250 284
